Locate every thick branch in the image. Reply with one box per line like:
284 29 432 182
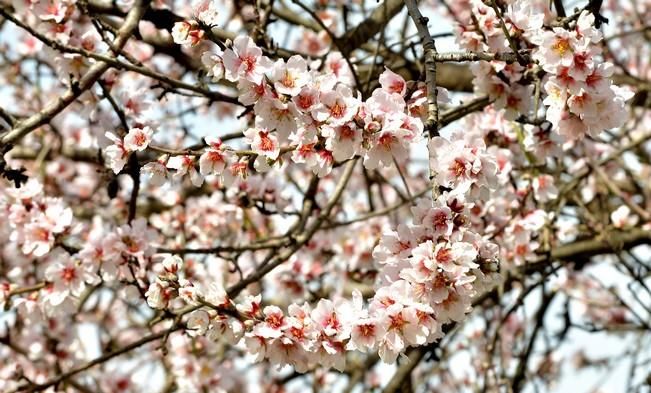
336 0 406 56
405 0 439 137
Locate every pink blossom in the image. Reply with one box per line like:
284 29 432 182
377 304 426 363
145 278 176 309
142 159 169 186
237 79 272 106
223 36 272 84
253 305 287 339
104 132 129 174
192 0 220 26
167 155 203 186
121 88 152 119
34 0 69 23
22 222 55 257
123 126 154 152
322 123 362 162
532 174 559 202
244 127 280 160
364 127 410 170
201 49 225 81
324 52 355 86
378 67 406 96
611 206 639 229
171 20 205 46
254 98 299 141
311 85 359 126
271 55 310 96
222 158 250 186
199 137 228 176
507 0 544 35
44 256 99 297
292 85 320 113
534 28 576 72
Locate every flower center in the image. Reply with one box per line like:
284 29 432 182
121 236 139 252
266 313 284 329
389 312 406 330
208 151 224 163
297 94 314 110
330 102 345 118
61 267 76 283
281 72 295 88
134 132 146 146
552 38 571 56
358 323 375 337
450 158 467 178
432 211 449 230
436 247 452 264
258 132 274 151
36 227 50 241
242 56 256 73
378 133 394 150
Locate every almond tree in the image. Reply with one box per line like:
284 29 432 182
1 0 650 392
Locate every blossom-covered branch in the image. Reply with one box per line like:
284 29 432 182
1 0 650 392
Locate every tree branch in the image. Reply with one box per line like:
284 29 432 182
1 0 151 145
405 0 439 137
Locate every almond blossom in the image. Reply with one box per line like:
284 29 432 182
44 256 99 298
271 55 310 97
244 127 280 160
123 126 154 152
145 278 176 309
223 36 273 84
142 159 169 186
172 20 205 46
192 0 220 26
378 67 407 96
199 137 229 177
311 85 359 126
363 128 410 170
532 174 559 202
104 131 129 174
611 205 639 229
201 49 226 81
322 122 363 162
167 155 203 187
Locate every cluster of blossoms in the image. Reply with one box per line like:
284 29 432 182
3 180 73 258
129 0 630 373
143 126 503 368
1 175 159 315
105 126 155 174
460 101 643 272
140 32 445 186
134 14 517 368
167 334 244 392
147 247 497 372
1 0 642 389
453 108 553 268
454 0 631 143
436 0 635 273
532 11 632 141
562 272 631 327
0 180 149 388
